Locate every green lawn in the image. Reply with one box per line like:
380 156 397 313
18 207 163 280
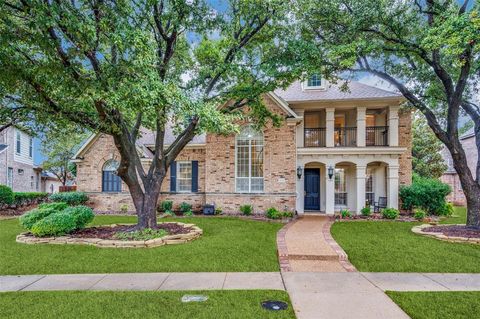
0 216 283 275
440 206 467 224
387 291 480 319
0 290 295 319
330 207 480 272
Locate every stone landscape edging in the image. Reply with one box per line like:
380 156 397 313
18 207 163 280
16 222 202 248
411 224 480 244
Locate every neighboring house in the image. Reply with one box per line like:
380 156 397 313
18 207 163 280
0 126 43 192
73 77 412 214
40 171 63 194
440 128 477 206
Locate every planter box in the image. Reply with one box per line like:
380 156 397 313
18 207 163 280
203 204 215 215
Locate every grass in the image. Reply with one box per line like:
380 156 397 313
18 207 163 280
387 291 480 319
440 206 467 224
0 216 283 275
330 207 480 272
0 290 295 319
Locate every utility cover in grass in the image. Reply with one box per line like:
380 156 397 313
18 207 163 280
261 300 288 311
181 295 208 302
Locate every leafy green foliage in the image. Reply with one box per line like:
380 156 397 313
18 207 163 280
281 211 294 218
19 208 57 230
400 177 451 215
240 204 253 216
413 209 426 220
361 206 371 217
30 212 77 237
114 228 167 241
13 192 48 205
63 206 95 229
412 115 447 179
382 208 399 220
183 210 194 217
341 209 351 218
38 202 68 211
49 192 89 206
0 185 14 205
179 202 192 213
159 201 173 212
265 207 281 219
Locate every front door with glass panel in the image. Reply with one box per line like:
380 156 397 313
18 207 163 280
304 168 320 210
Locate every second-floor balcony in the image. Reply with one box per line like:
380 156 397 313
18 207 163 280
304 126 389 147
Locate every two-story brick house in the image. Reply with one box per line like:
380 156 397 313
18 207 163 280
0 126 42 192
73 77 412 215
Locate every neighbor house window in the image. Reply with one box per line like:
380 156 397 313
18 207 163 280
102 159 121 192
176 161 192 192
334 168 347 206
16 131 21 154
29 138 33 158
307 74 322 87
236 125 264 192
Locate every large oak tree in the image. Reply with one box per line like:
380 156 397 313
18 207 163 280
296 0 480 227
0 0 303 228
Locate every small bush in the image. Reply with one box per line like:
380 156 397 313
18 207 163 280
163 210 175 217
341 209 351 218
400 177 451 215
38 202 68 211
413 209 426 220
179 202 192 213
215 207 223 215
437 202 454 216
49 192 89 206
361 206 371 217
120 204 129 213
14 192 48 205
114 228 167 241
282 211 294 218
63 206 94 229
159 200 173 212
30 212 77 237
240 204 253 216
19 208 57 230
0 185 14 205
382 208 399 219
183 210 194 217
265 207 281 219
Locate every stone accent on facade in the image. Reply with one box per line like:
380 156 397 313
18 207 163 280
398 109 413 186
16 222 203 248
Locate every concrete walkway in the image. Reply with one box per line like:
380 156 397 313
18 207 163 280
0 272 284 292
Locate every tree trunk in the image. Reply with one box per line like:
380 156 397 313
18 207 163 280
465 190 480 228
130 185 163 229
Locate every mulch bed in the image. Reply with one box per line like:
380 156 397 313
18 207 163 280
336 213 437 222
24 223 193 240
0 204 38 217
422 225 480 239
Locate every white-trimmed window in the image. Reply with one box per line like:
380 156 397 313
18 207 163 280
102 159 121 192
176 161 192 192
29 137 33 158
16 131 21 154
307 74 322 87
235 125 264 193
334 168 347 206
366 168 375 205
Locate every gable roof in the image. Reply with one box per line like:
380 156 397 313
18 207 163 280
461 128 475 140
274 80 403 103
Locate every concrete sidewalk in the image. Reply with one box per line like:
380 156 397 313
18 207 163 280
0 272 284 292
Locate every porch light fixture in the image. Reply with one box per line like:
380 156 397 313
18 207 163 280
296 166 303 179
328 166 334 180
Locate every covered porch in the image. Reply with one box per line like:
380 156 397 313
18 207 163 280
296 154 400 215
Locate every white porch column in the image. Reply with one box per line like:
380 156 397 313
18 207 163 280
387 165 400 209
356 165 366 214
325 107 335 147
388 105 399 147
356 107 367 147
325 161 335 215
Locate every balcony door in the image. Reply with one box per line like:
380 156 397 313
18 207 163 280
304 168 320 210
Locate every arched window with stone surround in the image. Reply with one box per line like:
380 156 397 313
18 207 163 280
235 125 264 193
102 159 121 192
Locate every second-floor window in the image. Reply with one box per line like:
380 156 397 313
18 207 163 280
16 131 21 154
29 138 33 158
307 74 322 88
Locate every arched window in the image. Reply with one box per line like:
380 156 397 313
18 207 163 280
235 125 264 192
102 160 121 192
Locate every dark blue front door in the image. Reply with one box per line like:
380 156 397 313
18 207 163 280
304 168 320 210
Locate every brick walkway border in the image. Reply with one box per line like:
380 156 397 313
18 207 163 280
276 218 297 272
322 217 357 272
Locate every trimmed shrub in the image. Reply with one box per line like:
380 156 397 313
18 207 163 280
341 209 351 218
179 202 192 213
265 207 281 219
282 211 294 218
13 192 48 205
361 206 372 217
38 202 68 211
0 185 14 205
19 208 57 230
437 202 454 216
183 210 194 217
215 207 223 215
49 192 89 206
63 205 94 229
399 177 451 215
413 209 426 220
159 200 173 212
382 208 399 219
239 204 253 216
30 212 77 237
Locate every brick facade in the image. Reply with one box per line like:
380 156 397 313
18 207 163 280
398 109 413 186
